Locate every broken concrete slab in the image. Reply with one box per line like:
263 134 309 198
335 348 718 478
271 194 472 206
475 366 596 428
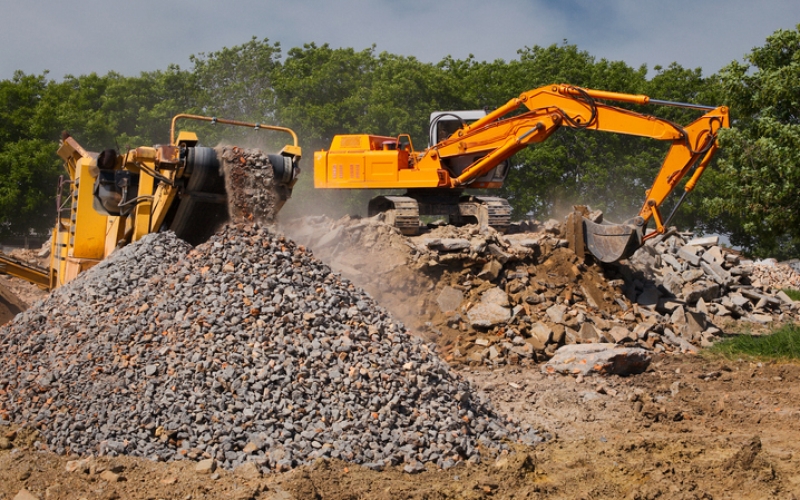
633 322 656 340
468 303 511 328
478 259 504 281
543 344 652 376
545 304 568 324
529 322 553 346
683 310 707 340
703 246 725 265
777 290 797 305
741 289 781 307
677 245 702 266
682 269 705 283
700 260 732 285
662 328 697 353
682 282 721 304
661 253 683 272
425 238 471 252
578 322 600 343
686 236 719 247
607 325 634 343
749 313 774 324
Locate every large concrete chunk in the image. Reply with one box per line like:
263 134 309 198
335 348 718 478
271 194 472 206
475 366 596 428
545 304 568 324
543 344 652 376
686 236 719 247
468 302 511 328
437 286 464 313
468 288 511 327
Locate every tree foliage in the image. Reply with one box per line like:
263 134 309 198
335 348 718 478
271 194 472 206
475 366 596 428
705 24 800 258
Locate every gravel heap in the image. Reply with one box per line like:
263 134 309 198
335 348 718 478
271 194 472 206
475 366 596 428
0 224 537 472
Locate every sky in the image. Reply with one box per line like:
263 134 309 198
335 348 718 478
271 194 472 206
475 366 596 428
0 0 798 81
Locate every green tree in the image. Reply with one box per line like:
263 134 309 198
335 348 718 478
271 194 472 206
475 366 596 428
0 139 61 237
0 72 62 237
707 24 800 258
191 37 281 121
273 43 377 149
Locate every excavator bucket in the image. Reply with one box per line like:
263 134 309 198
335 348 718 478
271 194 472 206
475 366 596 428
581 217 645 263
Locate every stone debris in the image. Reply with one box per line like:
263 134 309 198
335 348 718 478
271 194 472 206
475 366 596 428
0 224 538 473
282 215 800 368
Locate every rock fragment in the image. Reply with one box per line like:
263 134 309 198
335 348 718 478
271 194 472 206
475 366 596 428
543 344 652 376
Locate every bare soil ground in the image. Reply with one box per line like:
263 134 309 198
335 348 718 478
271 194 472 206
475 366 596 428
2 354 799 499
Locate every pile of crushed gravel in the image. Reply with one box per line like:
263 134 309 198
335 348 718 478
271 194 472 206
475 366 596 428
0 224 538 472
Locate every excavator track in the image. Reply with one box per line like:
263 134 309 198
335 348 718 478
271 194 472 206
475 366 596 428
458 196 512 234
368 196 421 235
369 193 512 235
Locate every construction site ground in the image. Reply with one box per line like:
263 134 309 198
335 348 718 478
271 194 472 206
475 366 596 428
2 219 800 499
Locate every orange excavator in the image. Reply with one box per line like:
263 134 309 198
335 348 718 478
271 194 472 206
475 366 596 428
313 84 729 263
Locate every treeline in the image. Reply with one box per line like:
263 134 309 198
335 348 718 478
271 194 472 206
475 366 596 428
1 27 799 258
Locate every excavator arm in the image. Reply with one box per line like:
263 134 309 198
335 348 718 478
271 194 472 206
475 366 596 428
415 84 729 261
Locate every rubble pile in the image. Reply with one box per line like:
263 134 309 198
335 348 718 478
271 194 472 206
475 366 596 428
0 225 537 472
622 233 799 331
283 215 800 367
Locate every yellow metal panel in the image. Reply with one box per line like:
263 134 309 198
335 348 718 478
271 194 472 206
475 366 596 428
64 257 100 284
51 219 71 288
396 169 442 187
133 172 155 242
104 217 125 258
366 156 399 182
321 153 366 187
329 134 394 152
149 182 179 234
70 158 108 259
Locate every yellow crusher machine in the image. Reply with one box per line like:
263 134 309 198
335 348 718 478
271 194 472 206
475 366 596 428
44 115 301 289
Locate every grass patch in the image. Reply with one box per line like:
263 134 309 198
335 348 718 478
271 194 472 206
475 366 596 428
782 288 800 301
709 324 800 360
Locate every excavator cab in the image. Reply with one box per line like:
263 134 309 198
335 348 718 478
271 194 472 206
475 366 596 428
429 110 510 186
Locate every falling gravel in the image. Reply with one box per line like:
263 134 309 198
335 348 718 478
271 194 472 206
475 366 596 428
0 224 538 472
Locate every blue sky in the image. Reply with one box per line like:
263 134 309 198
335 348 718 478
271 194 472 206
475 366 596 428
1 0 798 81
